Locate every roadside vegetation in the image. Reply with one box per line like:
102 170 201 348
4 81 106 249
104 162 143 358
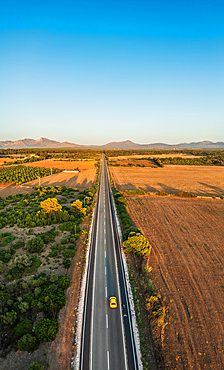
0 181 98 360
113 189 167 369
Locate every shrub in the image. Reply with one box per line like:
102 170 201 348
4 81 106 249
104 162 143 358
18 334 36 351
61 238 68 244
57 275 71 290
29 362 44 370
63 249 75 259
35 318 59 342
155 192 168 196
63 259 71 268
123 226 142 241
13 240 25 249
14 319 33 338
220 195 224 200
27 237 44 253
175 191 196 198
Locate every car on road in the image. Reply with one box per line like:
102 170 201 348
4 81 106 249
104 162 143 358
109 296 117 309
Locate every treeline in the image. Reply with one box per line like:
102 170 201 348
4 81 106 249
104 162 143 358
0 148 102 160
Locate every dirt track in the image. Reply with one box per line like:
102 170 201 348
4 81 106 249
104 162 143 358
110 165 224 197
127 196 224 370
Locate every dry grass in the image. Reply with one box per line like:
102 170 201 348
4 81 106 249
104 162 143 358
110 165 224 197
23 159 96 170
127 195 224 370
109 154 203 160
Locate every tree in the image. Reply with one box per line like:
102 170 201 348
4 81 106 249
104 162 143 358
57 275 71 290
123 233 151 257
18 334 36 351
71 199 86 217
14 318 33 338
40 198 62 214
35 318 59 342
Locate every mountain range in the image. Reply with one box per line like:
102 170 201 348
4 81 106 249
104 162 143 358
0 137 223 149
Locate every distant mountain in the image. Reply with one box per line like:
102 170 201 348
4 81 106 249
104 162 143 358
0 137 82 149
0 137 223 149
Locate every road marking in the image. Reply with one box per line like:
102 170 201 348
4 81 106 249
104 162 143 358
107 351 110 369
105 286 107 298
105 266 107 275
106 314 108 328
104 238 106 244
105 250 106 257
104 229 106 234
104 221 106 226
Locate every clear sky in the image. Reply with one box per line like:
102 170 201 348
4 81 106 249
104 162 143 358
0 0 224 144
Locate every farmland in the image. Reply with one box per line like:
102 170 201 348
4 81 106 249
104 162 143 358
110 165 224 197
126 195 224 370
23 159 96 170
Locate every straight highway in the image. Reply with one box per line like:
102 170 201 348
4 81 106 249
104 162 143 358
80 155 138 370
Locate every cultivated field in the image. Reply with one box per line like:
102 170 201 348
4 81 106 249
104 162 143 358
127 195 224 370
23 159 96 170
110 165 224 197
0 168 97 198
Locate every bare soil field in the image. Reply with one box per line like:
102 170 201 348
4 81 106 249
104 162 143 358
110 165 224 197
127 196 224 370
23 159 96 170
0 168 97 198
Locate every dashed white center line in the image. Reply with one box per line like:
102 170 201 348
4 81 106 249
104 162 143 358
104 238 106 244
106 314 108 328
105 286 107 298
104 229 106 234
105 266 107 275
105 250 106 257
107 351 110 369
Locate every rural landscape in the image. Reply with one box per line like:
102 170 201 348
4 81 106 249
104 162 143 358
1 1 223 369
0 145 223 369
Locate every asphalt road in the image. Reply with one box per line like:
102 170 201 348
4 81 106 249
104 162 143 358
80 155 138 370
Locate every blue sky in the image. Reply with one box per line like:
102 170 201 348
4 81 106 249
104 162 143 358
0 0 224 144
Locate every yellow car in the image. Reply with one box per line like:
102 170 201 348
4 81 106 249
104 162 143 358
109 296 117 309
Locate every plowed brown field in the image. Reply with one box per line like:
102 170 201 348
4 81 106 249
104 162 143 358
110 165 224 197
127 196 224 370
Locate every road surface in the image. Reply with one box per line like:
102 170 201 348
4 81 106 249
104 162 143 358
80 155 138 370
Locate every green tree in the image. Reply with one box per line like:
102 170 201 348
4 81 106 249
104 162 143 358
18 334 36 351
35 318 59 342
